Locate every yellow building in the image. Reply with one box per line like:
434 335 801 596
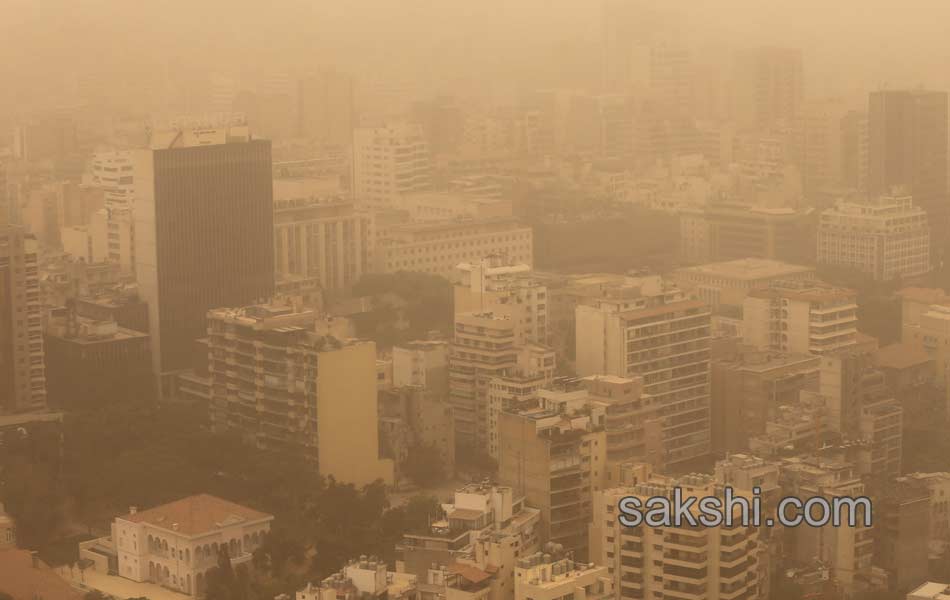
592 476 764 600
207 299 393 487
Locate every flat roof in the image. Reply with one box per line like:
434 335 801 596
675 258 814 281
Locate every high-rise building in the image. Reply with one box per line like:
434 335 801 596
742 280 858 356
498 397 606 561
88 151 136 207
352 124 431 210
297 70 356 146
733 47 804 131
817 192 931 281
392 340 450 395
454 255 548 345
0 225 46 413
711 348 820 454
868 90 949 255
841 110 869 192
591 474 764 600
134 125 274 395
206 300 394 486
779 456 874 595
273 198 374 292
801 98 852 198
449 311 553 454
575 276 712 467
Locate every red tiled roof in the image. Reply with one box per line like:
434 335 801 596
120 494 272 536
0 548 82 600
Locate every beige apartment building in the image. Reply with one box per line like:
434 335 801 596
575 276 712 467
206 299 393 486
450 311 519 452
455 255 548 345
450 308 555 455
0 225 46 413
392 340 450 395
899 287 950 408
514 552 613 600
817 192 930 281
377 218 533 281
592 475 764 600
779 456 874 596
273 197 374 292
742 280 858 356
353 123 431 210
498 396 607 561
710 348 820 454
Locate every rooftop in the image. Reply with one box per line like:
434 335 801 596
119 494 273 536
675 258 815 281
0 548 82 600
876 343 932 370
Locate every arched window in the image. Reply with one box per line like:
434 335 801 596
163 566 170 581
197 572 205 594
185 548 191 564
186 574 191 594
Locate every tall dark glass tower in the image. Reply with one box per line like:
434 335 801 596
869 89 949 262
135 130 274 397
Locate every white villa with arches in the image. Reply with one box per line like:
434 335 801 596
80 493 273 597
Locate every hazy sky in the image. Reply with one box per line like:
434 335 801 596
3 0 950 113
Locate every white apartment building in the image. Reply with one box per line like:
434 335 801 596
455 255 547 345
84 494 273 597
592 475 763 600
818 192 930 281
377 218 533 281
743 280 858 356
575 276 712 467
88 151 136 207
514 553 613 600
353 123 431 210
0 226 46 413
273 197 374 292
299 557 419 600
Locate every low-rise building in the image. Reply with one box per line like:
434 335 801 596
514 552 613 600
818 191 930 281
298 556 419 600
44 313 152 409
80 494 274 597
377 218 533 281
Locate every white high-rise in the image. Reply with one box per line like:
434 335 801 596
817 191 930 281
353 124 431 210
